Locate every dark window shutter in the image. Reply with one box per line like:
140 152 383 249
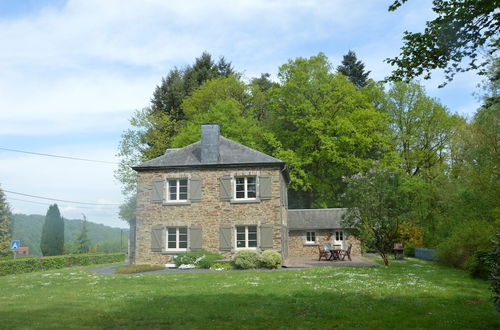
151 226 164 252
151 179 164 203
260 224 274 249
219 226 233 251
219 176 232 201
259 175 272 200
190 177 202 202
190 227 202 251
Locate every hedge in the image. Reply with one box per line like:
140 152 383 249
0 253 125 276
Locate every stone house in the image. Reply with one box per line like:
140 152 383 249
288 209 361 257
131 123 359 265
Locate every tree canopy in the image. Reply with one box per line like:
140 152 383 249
387 0 499 85
342 168 410 266
269 53 391 207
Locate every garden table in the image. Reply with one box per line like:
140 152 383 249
329 245 342 260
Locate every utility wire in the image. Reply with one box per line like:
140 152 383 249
4 190 121 206
0 147 119 165
6 197 118 210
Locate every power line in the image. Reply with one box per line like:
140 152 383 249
0 147 119 165
4 190 121 206
6 197 118 210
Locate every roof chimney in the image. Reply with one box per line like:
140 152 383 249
201 123 220 163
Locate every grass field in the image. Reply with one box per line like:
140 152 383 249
0 258 497 329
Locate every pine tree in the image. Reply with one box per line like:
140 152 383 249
337 50 370 88
76 215 90 254
0 185 13 257
40 204 65 256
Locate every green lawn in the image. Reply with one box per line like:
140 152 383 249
0 258 497 329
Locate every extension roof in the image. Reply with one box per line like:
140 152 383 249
133 136 286 171
288 208 348 230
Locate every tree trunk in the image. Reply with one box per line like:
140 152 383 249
379 251 390 266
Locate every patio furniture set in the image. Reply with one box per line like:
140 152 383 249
318 244 352 261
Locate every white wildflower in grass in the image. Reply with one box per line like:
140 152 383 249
41 282 51 286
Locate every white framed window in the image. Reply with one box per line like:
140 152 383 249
236 225 257 249
166 227 188 250
234 176 257 200
167 179 188 202
335 231 344 241
305 231 317 244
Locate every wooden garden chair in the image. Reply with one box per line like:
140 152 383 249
339 244 352 261
318 244 331 261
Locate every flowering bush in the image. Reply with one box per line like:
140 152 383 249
174 250 223 269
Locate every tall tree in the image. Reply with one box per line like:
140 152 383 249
342 168 410 266
386 0 499 85
0 185 12 257
337 50 371 88
172 76 268 151
269 53 391 208
383 81 462 178
40 204 64 256
452 63 500 221
115 52 236 196
75 214 90 254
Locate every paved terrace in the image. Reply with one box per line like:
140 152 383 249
283 255 379 268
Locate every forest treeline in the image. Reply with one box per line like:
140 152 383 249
116 51 498 273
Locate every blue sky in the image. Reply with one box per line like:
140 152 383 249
0 0 484 228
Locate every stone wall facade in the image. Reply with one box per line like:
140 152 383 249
288 230 361 257
134 166 287 265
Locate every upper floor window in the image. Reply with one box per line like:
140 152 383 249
235 176 257 200
167 179 188 202
167 227 188 250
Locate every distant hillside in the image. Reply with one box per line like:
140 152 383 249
12 214 129 257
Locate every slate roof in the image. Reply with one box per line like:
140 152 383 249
133 136 285 170
288 208 347 230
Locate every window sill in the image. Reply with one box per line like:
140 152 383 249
161 250 188 255
162 201 191 206
230 198 261 204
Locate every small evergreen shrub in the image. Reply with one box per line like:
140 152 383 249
258 250 282 269
174 251 223 269
0 253 125 276
232 250 260 269
469 250 491 279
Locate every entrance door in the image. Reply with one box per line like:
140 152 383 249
333 230 345 250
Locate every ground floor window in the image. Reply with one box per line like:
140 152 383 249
305 231 317 244
236 225 257 248
167 227 188 250
335 231 344 241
